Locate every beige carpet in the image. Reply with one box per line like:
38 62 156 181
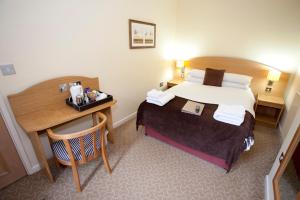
0 118 281 200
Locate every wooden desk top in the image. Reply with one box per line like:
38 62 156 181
257 94 284 105
8 76 116 133
15 100 116 133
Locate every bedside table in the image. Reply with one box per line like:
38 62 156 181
167 79 184 89
254 94 285 128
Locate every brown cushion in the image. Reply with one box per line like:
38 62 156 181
203 68 225 87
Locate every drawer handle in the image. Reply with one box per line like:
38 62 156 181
279 152 285 163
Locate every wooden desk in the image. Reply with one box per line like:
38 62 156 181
8 76 116 182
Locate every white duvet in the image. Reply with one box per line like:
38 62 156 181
166 81 256 117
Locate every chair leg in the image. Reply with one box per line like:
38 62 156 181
101 131 112 174
54 158 61 168
71 164 81 192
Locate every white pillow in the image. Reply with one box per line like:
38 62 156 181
188 70 252 86
223 73 252 85
222 81 249 89
188 69 205 79
185 75 204 84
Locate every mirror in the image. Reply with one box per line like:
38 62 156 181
273 125 300 200
279 151 300 199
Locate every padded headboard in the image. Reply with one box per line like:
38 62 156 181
179 57 290 97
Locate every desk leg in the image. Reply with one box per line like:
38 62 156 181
30 132 54 182
103 108 114 144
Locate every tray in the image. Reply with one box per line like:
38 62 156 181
66 91 113 112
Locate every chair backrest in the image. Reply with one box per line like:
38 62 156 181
47 112 107 164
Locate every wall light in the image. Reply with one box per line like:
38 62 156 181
266 69 281 92
176 60 185 78
176 60 190 78
267 69 281 85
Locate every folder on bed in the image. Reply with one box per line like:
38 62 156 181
181 101 204 116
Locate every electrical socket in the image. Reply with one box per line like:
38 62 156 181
159 82 164 87
59 83 68 92
0 64 16 76
265 87 272 92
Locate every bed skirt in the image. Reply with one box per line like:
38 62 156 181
145 126 229 171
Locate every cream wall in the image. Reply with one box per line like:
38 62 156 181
175 0 300 73
0 0 177 172
284 68 300 112
175 0 300 139
280 68 300 138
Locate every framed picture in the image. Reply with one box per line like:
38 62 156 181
129 19 156 49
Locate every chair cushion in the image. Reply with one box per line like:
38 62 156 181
52 131 104 161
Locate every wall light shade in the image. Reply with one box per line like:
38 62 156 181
267 69 281 82
176 60 186 78
176 60 185 68
184 60 190 68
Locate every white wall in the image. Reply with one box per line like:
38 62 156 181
0 0 177 173
284 68 300 111
280 68 300 138
175 0 300 140
175 0 300 72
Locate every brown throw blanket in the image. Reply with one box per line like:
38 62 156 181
136 96 255 170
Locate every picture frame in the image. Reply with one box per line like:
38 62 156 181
129 19 156 49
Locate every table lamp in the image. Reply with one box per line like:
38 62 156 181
176 60 185 78
266 69 281 92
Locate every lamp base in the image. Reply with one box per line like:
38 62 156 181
267 80 274 86
180 67 185 79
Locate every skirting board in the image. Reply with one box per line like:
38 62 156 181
31 164 41 174
28 111 137 174
113 112 137 128
264 175 273 200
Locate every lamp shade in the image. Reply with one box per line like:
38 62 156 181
176 60 185 68
267 69 281 82
184 60 190 68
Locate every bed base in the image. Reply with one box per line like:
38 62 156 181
145 126 229 171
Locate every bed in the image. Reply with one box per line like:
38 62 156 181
136 57 289 171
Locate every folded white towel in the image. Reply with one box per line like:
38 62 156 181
213 114 245 126
147 89 165 99
215 104 245 118
146 93 175 106
213 104 246 126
